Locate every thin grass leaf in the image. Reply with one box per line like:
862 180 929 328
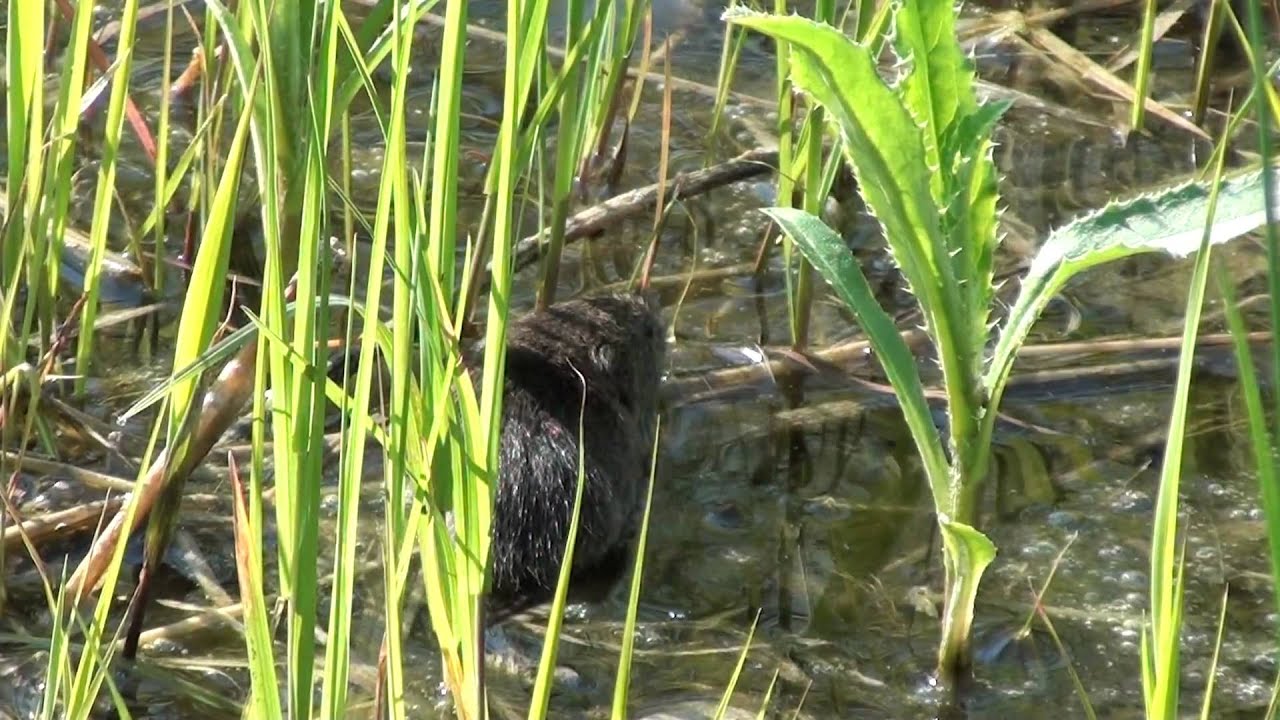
1215 249 1280 626
713 610 760 720
1143 144 1229 720
529 369 592 719
611 417 663 720
755 670 780 720
1130 0 1158 129
1199 584 1230 720
1034 607 1097 720
3 0 44 320
230 456 282 719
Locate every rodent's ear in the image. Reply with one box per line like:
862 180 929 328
590 342 615 374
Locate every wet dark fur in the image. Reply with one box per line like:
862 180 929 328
482 293 664 619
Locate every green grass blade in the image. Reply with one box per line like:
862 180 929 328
1199 585 1231 720
713 611 760 720
528 371 592 719
611 417 663 719
3 0 44 321
230 456 283 718
1130 0 1157 130
1216 250 1280 618
72 0 142 394
1143 146 1229 720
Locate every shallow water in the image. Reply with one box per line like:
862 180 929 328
3 1 1277 718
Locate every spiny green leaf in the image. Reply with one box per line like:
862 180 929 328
725 11 950 304
944 99 1011 368
986 165 1280 402
894 0 979 201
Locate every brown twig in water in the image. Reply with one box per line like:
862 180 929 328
507 146 779 280
664 329 1274 408
55 0 159 164
61 263 310 607
3 498 126 554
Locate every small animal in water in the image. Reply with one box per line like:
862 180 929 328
483 292 665 621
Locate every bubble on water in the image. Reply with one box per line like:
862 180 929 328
1047 510 1080 529
1194 545 1218 561
1020 540 1058 559
1118 569 1147 590
1098 543 1129 562
1112 488 1153 514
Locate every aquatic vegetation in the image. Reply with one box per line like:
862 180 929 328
729 0 1280 683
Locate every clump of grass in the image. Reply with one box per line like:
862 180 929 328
14 0 667 717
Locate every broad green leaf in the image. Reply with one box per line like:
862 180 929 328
763 207 951 507
727 13 982 483
725 12 951 313
985 166 1280 404
894 0 978 199
936 520 997 672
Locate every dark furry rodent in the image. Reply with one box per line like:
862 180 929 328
321 293 664 620
483 292 665 620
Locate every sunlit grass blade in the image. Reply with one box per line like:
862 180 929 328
229 455 282 718
1215 237 1280 624
1034 606 1097 720
72 0 142 392
3 0 44 359
1129 0 1157 130
713 610 760 720
528 371 592 719
755 670 779 719
1199 584 1230 720
1143 132 1230 720
31 0 97 350
611 417 662 720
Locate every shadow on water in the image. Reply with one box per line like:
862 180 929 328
5 0 1280 718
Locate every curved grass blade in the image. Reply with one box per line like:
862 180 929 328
529 369 591 719
611 417 662 719
713 610 761 720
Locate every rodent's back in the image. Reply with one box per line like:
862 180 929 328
486 293 665 618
